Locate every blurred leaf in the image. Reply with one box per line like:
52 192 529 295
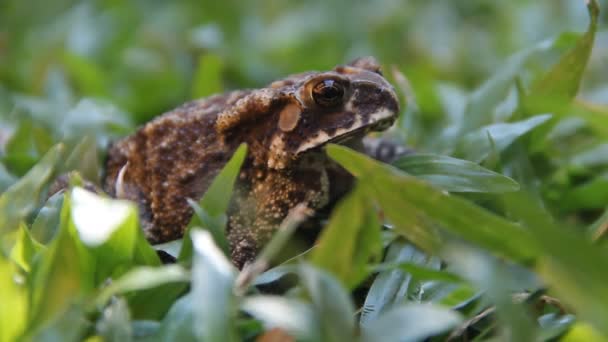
537 313 575 341
327 144 540 263
179 143 247 262
59 99 131 147
3 119 54 175
0 162 17 192
562 322 608 342
63 135 100 182
456 114 552 163
569 143 608 169
62 52 108 97
30 191 64 244
191 230 237 341
529 0 599 99
27 304 90 342
310 186 382 289
0 144 63 240
96 298 133 342
393 153 520 193
361 304 462 342
155 230 237 340
10 222 45 272
70 187 160 284
241 296 320 341
192 53 224 98
503 191 608 336
444 243 540 340
373 262 462 284
558 173 608 211
28 192 92 332
298 263 356 341
361 241 432 325
0 257 27 342
95 265 189 308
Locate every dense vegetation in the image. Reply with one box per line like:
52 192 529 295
1 0 608 340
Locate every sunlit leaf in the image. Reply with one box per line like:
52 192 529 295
10 222 45 272
28 192 92 332
0 257 28 342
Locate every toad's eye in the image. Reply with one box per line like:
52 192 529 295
312 79 344 107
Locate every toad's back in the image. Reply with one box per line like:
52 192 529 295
104 90 252 242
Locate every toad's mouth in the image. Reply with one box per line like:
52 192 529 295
294 108 396 155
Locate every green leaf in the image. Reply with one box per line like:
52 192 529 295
298 263 356 341
310 186 382 289
96 298 133 342
10 222 45 272
179 143 247 261
0 162 17 192
327 144 540 263
30 191 64 244
28 192 93 332
155 230 237 340
241 296 320 341
361 304 462 342
63 135 101 182
192 53 224 98
456 114 552 163
443 243 540 340
372 261 462 284
503 191 608 336
62 52 109 97
0 144 63 244
95 265 189 308
529 0 599 99
191 230 237 341
70 187 160 284
0 257 28 342
361 241 437 324
27 304 90 342
3 119 54 176
562 322 608 342
393 153 520 193
558 173 608 211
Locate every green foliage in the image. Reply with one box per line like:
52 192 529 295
1 0 607 340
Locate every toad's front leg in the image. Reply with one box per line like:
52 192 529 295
227 167 329 269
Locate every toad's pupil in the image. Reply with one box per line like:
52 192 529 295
313 80 344 106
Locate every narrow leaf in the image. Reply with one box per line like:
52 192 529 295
310 186 382 289
394 153 520 193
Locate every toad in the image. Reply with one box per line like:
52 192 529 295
104 57 400 268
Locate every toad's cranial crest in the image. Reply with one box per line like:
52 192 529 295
104 56 401 268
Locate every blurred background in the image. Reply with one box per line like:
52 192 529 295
1 0 606 124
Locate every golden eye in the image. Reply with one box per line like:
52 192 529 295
312 79 344 107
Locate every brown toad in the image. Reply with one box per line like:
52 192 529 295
104 57 400 268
